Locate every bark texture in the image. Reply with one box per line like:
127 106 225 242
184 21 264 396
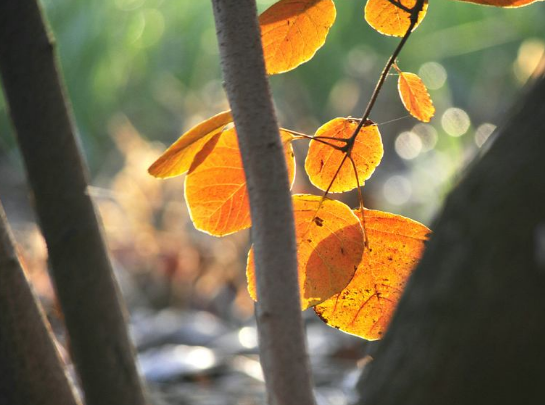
357 71 545 405
211 1 315 405
0 202 81 405
0 2 148 405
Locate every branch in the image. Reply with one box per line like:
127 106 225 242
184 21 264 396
350 0 424 141
0 201 81 405
0 2 148 405
210 1 315 404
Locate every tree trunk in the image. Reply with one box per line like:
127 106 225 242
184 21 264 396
211 1 315 405
0 2 148 405
356 70 545 405
0 201 81 405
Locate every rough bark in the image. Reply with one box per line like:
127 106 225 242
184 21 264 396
0 2 148 405
211 1 315 405
357 70 545 405
0 201 81 405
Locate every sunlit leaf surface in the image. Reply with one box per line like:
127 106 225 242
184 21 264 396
364 0 428 37
314 209 430 340
247 195 364 310
398 71 435 122
305 118 383 193
148 110 233 178
260 0 336 75
185 128 296 236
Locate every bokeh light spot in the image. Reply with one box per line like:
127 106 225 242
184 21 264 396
514 38 545 84
395 131 422 160
412 123 438 152
441 108 470 137
418 61 447 90
138 9 165 48
474 123 496 148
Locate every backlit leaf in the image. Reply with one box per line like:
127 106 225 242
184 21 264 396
314 209 430 340
260 0 336 75
148 110 233 178
398 71 435 122
454 0 541 7
185 128 296 237
364 0 428 37
247 195 364 310
305 118 383 193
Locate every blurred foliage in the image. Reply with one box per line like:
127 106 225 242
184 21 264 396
1 0 544 223
0 0 541 347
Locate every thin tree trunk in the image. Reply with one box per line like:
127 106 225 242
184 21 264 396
357 70 545 405
0 2 148 405
0 201 81 405
210 1 315 405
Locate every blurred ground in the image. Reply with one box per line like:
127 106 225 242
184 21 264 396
1 0 544 404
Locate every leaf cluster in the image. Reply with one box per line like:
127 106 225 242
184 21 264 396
149 0 540 340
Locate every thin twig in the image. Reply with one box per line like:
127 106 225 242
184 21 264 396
349 0 425 143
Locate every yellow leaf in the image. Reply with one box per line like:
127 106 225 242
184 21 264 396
305 118 383 193
314 209 430 340
247 195 364 310
398 71 435 122
260 0 336 75
364 0 428 37
185 128 296 236
148 110 233 179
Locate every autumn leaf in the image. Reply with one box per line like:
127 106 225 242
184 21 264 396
148 110 233 178
305 118 383 193
454 0 541 7
247 195 364 310
314 209 430 340
260 0 336 75
397 70 435 122
364 0 428 37
185 128 296 237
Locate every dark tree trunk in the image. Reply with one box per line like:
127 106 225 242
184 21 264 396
0 201 81 405
357 70 545 405
0 2 148 405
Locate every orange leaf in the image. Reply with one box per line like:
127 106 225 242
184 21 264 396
247 195 364 310
364 0 428 37
148 110 233 179
185 128 296 237
305 118 383 193
314 209 430 340
454 0 541 6
398 71 435 122
260 0 336 75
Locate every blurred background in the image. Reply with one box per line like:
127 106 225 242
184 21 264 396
1 0 544 403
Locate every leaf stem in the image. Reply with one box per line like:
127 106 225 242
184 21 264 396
285 128 350 149
348 155 368 247
306 152 350 237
